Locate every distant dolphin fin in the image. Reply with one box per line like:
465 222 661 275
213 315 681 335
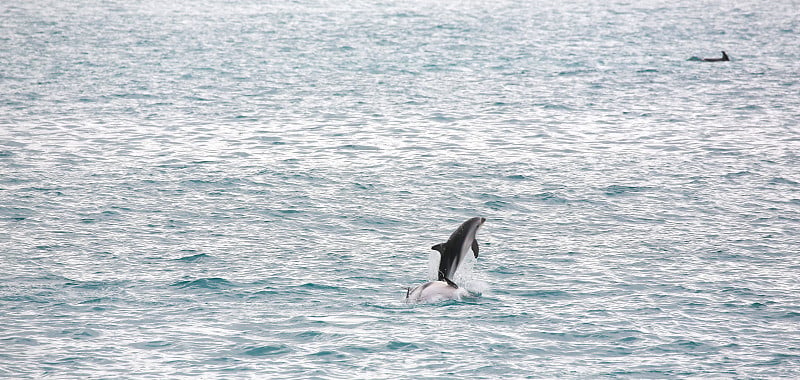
471 239 479 258
443 277 458 289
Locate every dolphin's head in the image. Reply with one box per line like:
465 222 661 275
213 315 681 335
466 216 486 230
457 217 485 241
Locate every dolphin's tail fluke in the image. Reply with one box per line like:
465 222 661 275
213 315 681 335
442 277 458 288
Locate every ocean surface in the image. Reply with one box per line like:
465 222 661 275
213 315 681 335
2 0 799 378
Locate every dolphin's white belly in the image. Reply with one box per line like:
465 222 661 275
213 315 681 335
405 280 468 303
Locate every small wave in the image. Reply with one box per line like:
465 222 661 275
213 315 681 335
171 278 233 289
64 279 127 290
505 174 527 180
771 177 798 186
518 289 571 299
352 182 375 190
0 206 33 221
484 200 510 210
736 104 763 110
338 144 380 151
130 340 173 349
602 185 651 196
535 103 573 110
490 265 521 275
174 252 212 262
242 344 291 357
250 289 279 298
535 192 569 204
308 350 347 359
430 114 456 123
781 311 800 319
298 283 342 291
650 339 714 354
58 328 101 340
78 297 114 304
295 331 324 341
112 93 155 99
557 69 596 76
386 341 420 351
1 337 40 346
723 171 751 179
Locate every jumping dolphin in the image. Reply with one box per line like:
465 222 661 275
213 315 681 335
405 217 485 303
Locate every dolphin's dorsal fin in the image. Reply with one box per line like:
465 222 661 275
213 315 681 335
431 243 445 253
471 239 479 258
443 277 458 289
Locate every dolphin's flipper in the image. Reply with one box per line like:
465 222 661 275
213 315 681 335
472 239 479 258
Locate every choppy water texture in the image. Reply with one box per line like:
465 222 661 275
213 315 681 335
2 0 800 378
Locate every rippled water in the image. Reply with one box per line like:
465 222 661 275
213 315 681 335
2 0 799 378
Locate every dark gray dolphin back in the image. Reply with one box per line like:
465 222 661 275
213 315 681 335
703 51 730 62
432 217 485 281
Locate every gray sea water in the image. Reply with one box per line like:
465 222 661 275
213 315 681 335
2 0 800 378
